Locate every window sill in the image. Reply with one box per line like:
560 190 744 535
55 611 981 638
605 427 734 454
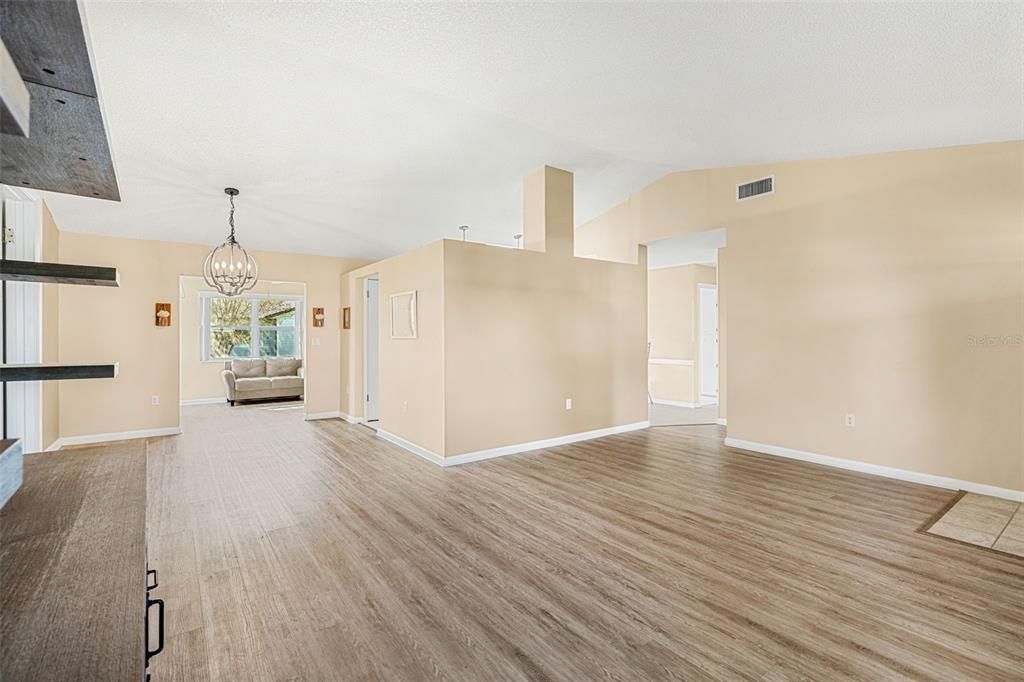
202 358 303 363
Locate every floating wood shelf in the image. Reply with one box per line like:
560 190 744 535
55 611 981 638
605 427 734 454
0 259 119 287
0 363 118 382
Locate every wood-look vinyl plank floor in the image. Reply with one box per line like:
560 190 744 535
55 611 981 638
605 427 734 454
145 404 1024 681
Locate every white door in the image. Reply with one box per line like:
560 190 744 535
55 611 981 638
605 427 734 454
2 191 43 452
698 284 719 400
364 278 380 422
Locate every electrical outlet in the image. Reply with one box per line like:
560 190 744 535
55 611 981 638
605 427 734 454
151 395 160 406
565 398 572 410
403 400 408 413
312 337 321 347
845 414 855 427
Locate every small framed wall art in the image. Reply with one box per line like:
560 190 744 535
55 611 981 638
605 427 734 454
389 290 417 339
155 303 172 326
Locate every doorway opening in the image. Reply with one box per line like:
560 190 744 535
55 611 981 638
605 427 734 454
363 276 380 427
643 228 724 427
177 276 307 423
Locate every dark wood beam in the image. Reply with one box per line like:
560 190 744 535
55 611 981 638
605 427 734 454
0 0 97 97
0 363 119 382
0 259 119 287
0 0 120 200
0 81 120 200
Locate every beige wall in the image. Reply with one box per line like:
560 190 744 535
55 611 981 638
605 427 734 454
647 264 716 404
40 202 60 450
443 240 647 456
56 229 365 438
576 141 1024 491
341 166 648 458
340 241 446 454
444 165 646 456
575 169 710 265
178 276 305 401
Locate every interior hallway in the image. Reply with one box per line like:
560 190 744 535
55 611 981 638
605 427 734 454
145 405 1024 681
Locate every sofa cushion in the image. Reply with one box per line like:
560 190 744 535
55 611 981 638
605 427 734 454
235 377 272 391
231 359 266 378
266 358 301 377
270 376 303 390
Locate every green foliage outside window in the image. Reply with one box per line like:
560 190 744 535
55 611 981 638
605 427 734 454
211 329 251 358
207 296 301 359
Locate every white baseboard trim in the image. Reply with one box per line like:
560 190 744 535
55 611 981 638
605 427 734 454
304 411 342 421
652 399 698 408
723 437 1024 502
445 421 651 466
50 427 183 450
180 397 226 406
379 421 650 468
698 396 719 407
376 429 444 466
339 412 364 424
715 418 727 426
648 358 694 366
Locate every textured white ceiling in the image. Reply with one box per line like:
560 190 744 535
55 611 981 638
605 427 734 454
42 1 1024 261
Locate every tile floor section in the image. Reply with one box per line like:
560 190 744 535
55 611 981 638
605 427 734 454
925 492 1024 557
648 402 719 426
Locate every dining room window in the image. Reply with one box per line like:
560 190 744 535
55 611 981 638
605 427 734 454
201 294 303 360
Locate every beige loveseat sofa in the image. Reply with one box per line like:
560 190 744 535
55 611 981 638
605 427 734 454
222 358 303 405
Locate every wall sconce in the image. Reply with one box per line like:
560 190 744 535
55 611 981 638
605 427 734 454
312 307 325 328
155 303 172 326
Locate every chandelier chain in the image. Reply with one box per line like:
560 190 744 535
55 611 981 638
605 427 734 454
228 193 236 243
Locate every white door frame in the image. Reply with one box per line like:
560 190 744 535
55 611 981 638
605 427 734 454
2 187 43 452
697 282 719 402
362 276 380 424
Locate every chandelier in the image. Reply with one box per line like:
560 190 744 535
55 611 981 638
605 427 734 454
203 187 258 297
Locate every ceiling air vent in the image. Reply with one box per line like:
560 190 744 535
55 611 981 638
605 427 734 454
737 176 774 201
